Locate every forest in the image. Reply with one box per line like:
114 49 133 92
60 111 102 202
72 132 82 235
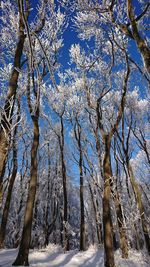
0 1 150 267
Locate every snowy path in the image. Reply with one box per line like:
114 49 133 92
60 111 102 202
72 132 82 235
0 245 149 267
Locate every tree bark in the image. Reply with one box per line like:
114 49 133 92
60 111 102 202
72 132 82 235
74 119 86 251
59 115 69 251
112 186 128 258
127 163 150 255
89 183 102 245
0 141 17 248
13 115 39 266
79 145 86 251
0 103 20 248
0 1 27 203
103 135 116 267
127 0 150 73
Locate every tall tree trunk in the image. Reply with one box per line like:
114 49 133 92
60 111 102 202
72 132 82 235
113 138 128 257
99 58 129 267
89 183 102 245
112 186 128 258
0 2 27 203
44 143 51 247
74 120 86 251
127 162 150 255
59 115 69 251
103 135 115 267
79 144 86 251
45 197 58 247
13 116 39 266
0 102 20 248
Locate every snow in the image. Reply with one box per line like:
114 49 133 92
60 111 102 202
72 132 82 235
0 244 149 267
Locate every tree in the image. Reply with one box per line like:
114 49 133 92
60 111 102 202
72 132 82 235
67 39 130 265
12 64 40 265
0 0 28 203
0 100 20 248
0 0 149 265
12 0 65 264
114 91 150 255
74 0 150 73
74 117 86 251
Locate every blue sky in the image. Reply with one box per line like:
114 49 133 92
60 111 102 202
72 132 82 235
26 0 149 77
1 0 149 182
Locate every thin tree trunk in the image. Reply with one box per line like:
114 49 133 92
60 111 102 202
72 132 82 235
59 115 69 251
45 200 58 247
95 124 103 179
44 143 51 247
109 159 128 257
112 187 128 258
0 108 19 248
127 163 150 255
89 183 102 245
79 146 86 251
113 139 128 257
74 119 86 251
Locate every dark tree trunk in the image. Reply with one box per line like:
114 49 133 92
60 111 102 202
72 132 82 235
0 142 17 248
0 103 20 248
45 202 58 247
112 188 128 258
98 58 129 267
79 146 86 251
44 143 51 247
127 0 150 73
127 163 150 255
89 183 102 245
74 119 86 251
109 172 128 257
103 135 115 267
113 138 128 257
59 115 69 251
0 2 27 203
13 116 39 266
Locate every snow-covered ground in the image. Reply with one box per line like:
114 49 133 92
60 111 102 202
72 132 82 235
0 244 149 267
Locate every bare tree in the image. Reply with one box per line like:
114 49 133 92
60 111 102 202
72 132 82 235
0 100 20 248
74 117 86 251
13 67 40 266
115 112 150 255
0 0 29 203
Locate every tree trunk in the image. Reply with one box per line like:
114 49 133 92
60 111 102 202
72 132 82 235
79 154 86 251
109 172 128 257
0 3 26 203
59 116 69 251
127 163 150 255
44 143 51 247
113 139 128 257
94 124 103 179
13 116 39 266
0 104 20 248
0 145 17 248
74 119 86 251
127 0 150 73
112 188 128 258
89 183 102 245
45 201 58 247
103 135 115 267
